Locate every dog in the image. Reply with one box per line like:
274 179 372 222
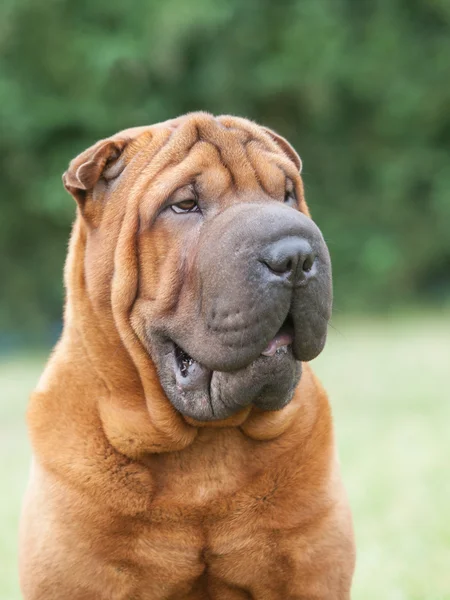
19 113 355 599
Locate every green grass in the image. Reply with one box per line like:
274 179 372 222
1 315 449 599
314 315 450 600
0 354 43 600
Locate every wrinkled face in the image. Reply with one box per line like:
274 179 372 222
65 113 332 422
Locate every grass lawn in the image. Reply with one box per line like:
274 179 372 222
0 314 449 599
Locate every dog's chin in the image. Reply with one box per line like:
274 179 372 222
150 326 302 422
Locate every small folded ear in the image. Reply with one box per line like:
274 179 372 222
62 138 128 207
262 127 302 173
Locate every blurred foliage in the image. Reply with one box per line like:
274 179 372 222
1 0 449 332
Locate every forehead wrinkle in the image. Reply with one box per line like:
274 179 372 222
140 120 201 181
115 127 174 195
213 124 250 144
244 140 278 198
196 120 262 192
259 150 300 181
245 140 289 198
128 116 216 188
116 116 290 222
219 114 304 174
218 115 279 150
124 129 171 172
120 115 266 204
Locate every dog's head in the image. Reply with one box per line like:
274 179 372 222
63 113 331 424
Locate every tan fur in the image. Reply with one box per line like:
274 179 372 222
20 113 355 599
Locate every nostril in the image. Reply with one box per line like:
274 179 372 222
262 255 295 275
302 255 314 273
262 258 292 275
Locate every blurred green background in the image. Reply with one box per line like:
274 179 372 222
0 0 449 598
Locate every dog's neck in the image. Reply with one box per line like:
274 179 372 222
50 215 306 458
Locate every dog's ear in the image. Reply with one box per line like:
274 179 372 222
262 127 302 173
62 138 128 207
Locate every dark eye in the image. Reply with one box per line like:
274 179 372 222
171 199 200 214
284 189 296 205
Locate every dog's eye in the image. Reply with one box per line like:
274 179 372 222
171 199 200 214
284 190 296 206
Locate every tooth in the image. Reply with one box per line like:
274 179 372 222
276 345 288 355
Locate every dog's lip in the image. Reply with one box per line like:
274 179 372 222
153 318 299 421
172 317 295 377
260 322 294 357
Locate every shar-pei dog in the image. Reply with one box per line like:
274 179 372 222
20 112 355 599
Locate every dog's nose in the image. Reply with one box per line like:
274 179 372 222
260 237 315 280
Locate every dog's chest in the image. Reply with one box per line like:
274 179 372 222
128 431 289 599
147 428 256 509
